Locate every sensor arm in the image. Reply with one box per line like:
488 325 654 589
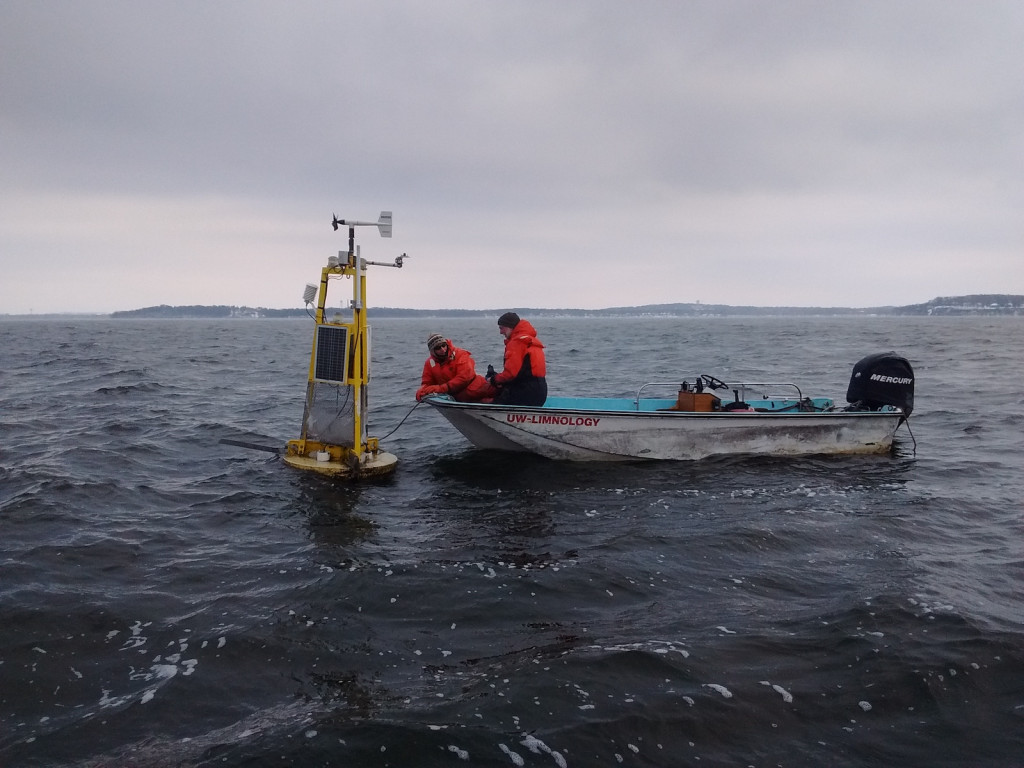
363 253 407 269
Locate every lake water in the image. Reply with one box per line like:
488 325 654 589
2 315 1022 767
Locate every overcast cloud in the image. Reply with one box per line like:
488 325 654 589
2 0 1022 313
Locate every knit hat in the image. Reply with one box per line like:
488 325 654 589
426 333 446 351
497 312 520 329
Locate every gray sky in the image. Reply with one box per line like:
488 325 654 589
2 0 1022 313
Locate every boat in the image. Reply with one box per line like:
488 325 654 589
423 352 915 461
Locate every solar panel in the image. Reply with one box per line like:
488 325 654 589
313 325 350 383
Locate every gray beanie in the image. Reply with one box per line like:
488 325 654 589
497 312 520 329
426 333 446 350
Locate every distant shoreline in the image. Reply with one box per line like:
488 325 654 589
3 293 1022 319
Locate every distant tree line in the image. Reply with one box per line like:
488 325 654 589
108 294 1024 319
110 304 308 319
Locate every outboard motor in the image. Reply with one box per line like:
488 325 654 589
846 352 915 416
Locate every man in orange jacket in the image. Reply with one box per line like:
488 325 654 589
488 312 547 406
416 333 496 402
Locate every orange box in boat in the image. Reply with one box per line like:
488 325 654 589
670 392 721 412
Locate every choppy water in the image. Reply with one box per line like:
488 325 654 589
2 315 1022 767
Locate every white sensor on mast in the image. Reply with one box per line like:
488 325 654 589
332 211 392 238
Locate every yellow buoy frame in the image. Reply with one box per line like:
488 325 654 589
284 213 404 479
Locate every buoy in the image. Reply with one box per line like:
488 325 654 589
283 212 406 479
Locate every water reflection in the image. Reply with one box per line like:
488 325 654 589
290 473 377 555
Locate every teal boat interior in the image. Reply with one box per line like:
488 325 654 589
540 395 836 413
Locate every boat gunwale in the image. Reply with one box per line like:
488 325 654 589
423 397 905 419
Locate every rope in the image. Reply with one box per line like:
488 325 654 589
375 401 426 441
900 417 917 456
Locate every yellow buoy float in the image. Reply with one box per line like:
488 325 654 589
283 211 406 479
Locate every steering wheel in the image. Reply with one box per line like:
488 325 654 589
700 374 729 391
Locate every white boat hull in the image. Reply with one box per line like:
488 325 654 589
425 399 905 461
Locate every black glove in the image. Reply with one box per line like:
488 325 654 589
485 364 496 385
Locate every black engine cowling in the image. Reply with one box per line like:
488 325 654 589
846 352 915 416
